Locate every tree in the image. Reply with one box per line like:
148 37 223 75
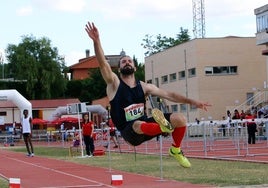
65 69 106 103
87 68 107 100
65 79 83 100
133 56 144 82
5 35 67 99
141 27 191 57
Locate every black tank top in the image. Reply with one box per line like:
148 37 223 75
110 78 146 130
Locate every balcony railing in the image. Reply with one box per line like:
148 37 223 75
232 90 268 117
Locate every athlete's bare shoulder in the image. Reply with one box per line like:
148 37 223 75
106 73 120 100
140 81 158 95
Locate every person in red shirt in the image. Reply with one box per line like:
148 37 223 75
82 113 95 157
245 111 257 144
232 109 240 120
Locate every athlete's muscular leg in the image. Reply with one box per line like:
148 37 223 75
132 113 187 136
132 113 187 132
133 120 163 136
170 113 187 148
170 113 187 128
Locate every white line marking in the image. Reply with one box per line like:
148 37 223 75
3 155 115 188
40 185 103 188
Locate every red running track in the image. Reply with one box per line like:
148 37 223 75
0 148 213 188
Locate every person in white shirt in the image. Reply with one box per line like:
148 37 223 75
21 109 34 157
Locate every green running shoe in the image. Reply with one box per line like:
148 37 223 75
151 108 174 133
169 146 191 168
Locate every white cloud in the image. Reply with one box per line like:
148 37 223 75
86 0 268 22
33 0 87 13
147 0 189 11
53 0 86 13
89 0 191 21
206 0 267 18
16 5 33 16
201 0 267 37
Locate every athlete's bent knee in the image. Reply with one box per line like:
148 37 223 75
132 121 143 134
170 113 187 127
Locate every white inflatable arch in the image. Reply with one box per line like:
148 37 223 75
0 89 32 117
48 104 107 121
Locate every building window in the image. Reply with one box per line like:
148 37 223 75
188 68 196 77
190 105 197 111
171 104 178 112
205 66 238 75
147 79 152 84
169 73 177 82
179 71 185 80
0 111 7 116
180 104 187 112
161 75 168 84
204 67 213 74
155 78 159 87
230 66 237 73
256 14 268 33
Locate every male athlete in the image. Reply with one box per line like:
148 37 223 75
85 21 211 168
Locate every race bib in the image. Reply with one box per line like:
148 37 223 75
124 103 144 121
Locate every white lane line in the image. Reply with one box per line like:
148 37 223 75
3 155 115 188
40 184 103 188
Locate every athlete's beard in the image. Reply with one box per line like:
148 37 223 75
120 66 135 75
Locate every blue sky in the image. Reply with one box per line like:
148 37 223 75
0 0 267 66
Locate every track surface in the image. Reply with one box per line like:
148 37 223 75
1 136 267 188
0 147 211 188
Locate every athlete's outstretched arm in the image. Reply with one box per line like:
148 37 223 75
85 22 115 85
142 82 211 111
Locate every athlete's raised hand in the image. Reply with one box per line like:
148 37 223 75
85 22 100 43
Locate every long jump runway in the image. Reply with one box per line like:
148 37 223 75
0 149 212 188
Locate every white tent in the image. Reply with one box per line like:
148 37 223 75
0 89 107 122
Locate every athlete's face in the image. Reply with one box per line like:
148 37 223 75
23 110 28 117
119 56 136 75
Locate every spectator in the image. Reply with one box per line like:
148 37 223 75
227 110 231 121
232 109 242 133
60 123 64 131
195 118 200 124
105 119 119 148
21 109 34 157
12 121 17 135
245 111 257 144
73 133 80 147
221 116 227 137
226 110 233 136
82 113 95 157
232 109 240 120
240 110 246 119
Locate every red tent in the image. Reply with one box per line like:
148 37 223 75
50 117 79 125
32 118 49 125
